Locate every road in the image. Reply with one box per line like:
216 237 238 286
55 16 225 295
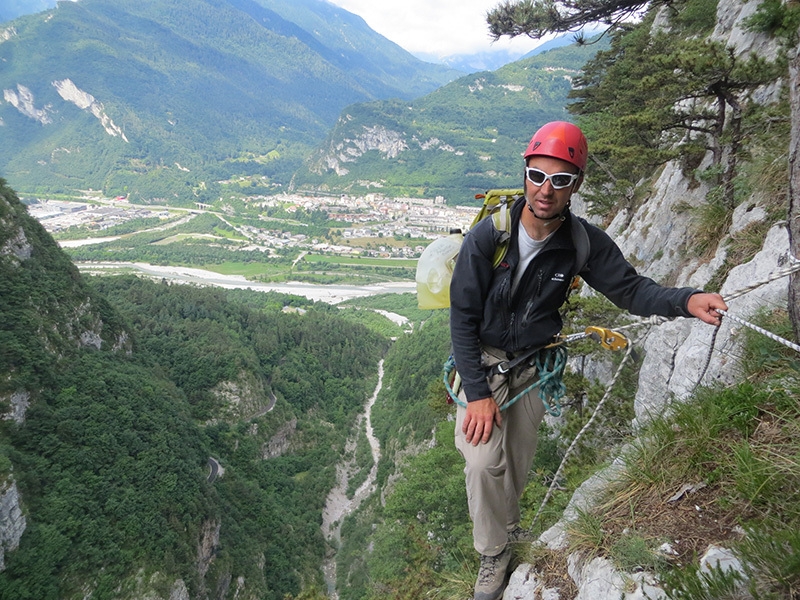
207 457 223 483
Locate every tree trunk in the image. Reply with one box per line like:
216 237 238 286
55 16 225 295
788 43 800 341
720 89 742 209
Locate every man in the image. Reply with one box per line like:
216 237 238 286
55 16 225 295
448 121 727 600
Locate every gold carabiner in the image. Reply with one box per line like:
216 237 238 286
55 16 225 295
585 326 628 351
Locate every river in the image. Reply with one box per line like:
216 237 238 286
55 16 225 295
75 261 416 304
321 360 383 599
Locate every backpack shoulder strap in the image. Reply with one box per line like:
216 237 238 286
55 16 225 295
483 190 524 268
489 200 514 268
570 216 590 275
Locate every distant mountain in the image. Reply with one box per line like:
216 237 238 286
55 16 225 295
420 49 527 74
293 38 609 203
422 32 596 74
0 0 55 23
0 0 460 201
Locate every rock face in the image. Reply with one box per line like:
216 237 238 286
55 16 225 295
608 161 706 285
314 122 409 176
0 480 26 572
169 579 190 600
634 222 790 428
52 78 129 141
712 0 782 61
0 222 33 262
210 371 274 423
2 84 53 125
1 391 31 425
261 418 297 459
567 555 666 600
197 519 221 580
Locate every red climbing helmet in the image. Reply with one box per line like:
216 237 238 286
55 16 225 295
523 121 588 172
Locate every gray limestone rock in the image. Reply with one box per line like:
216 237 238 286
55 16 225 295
502 563 560 599
0 481 26 571
568 555 666 600
633 224 790 428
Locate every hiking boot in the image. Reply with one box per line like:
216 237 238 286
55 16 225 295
507 525 533 543
474 545 512 600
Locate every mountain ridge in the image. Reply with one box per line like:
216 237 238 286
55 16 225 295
292 39 608 202
0 0 460 199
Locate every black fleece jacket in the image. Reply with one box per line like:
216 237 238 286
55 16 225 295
449 200 699 402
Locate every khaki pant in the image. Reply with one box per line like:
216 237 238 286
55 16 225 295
454 346 546 556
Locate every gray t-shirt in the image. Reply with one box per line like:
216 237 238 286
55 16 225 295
511 221 554 296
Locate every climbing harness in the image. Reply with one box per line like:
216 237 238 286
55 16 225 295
444 326 629 416
444 346 569 416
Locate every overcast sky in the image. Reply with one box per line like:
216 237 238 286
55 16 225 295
326 0 550 59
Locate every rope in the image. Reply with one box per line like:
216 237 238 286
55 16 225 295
693 269 800 388
715 308 800 353
598 258 800 335
690 323 721 397
528 340 636 531
443 345 569 416
722 260 800 302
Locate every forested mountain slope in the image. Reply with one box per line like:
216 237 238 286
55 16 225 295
0 178 390 599
294 40 608 202
0 0 459 201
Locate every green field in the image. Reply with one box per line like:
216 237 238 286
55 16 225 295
201 261 286 277
301 253 417 268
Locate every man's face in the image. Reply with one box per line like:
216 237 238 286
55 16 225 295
523 156 582 221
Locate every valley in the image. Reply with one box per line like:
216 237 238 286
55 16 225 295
24 189 481 289
74 262 416 303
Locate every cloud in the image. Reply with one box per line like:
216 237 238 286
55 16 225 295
327 0 546 58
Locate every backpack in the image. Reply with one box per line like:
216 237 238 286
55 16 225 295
415 188 590 309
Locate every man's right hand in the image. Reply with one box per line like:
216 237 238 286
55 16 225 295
463 397 502 445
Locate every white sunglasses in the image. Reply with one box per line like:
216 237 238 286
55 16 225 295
525 167 579 190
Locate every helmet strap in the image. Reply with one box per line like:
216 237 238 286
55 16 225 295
525 198 564 225
523 178 575 224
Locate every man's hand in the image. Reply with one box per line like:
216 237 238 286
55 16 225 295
687 292 728 326
463 397 502 445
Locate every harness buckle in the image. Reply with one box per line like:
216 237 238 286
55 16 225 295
495 361 511 375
